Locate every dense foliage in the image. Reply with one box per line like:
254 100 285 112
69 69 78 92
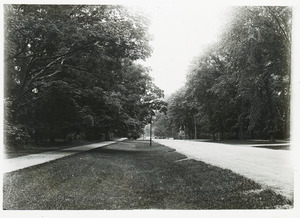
154 6 291 141
4 5 165 147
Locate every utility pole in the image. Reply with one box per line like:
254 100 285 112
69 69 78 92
150 116 152 146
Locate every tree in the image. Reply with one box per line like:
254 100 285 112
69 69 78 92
166 6 291 141
219 6 291 140
152 112 171 139
4 4 161 147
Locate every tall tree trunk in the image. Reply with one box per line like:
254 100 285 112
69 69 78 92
211 131 216 141
238 100 244 140
49 129 56 144
194 115 197 139
238 114 244 140
105 130 111 141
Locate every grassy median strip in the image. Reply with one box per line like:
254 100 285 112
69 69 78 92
3 140 292 210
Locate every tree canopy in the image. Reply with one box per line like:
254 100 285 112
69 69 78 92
4 4 165 147
154 6 291 141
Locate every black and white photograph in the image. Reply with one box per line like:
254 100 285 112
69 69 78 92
1 0 299 217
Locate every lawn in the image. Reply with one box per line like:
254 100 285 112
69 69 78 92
3 140 292 209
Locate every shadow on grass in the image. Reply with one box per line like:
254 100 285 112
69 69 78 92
3 140 293 210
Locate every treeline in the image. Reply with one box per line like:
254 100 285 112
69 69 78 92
154 6 291 141
4 5 165 148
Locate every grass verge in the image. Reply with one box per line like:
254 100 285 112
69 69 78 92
3 140 293 209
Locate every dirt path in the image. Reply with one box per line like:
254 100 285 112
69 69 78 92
3 140 291 210
154 139 294 200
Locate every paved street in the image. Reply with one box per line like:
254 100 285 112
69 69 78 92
155 139 294 200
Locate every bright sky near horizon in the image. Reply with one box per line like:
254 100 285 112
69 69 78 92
133 1 230 95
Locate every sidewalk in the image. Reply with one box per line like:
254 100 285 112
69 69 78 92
154 139 294 200
2 138 126 174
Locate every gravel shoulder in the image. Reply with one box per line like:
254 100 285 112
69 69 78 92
3 140 292 210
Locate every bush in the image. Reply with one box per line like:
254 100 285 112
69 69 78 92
4 121 31 149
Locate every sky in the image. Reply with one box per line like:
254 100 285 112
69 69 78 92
132 1 229 95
